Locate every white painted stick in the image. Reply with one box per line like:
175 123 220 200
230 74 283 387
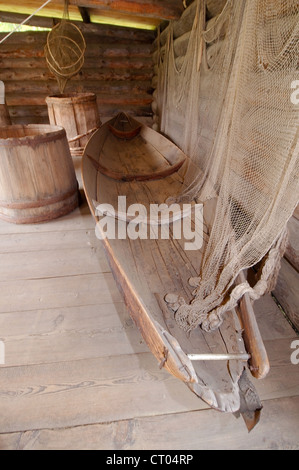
188 353 250 361
0 81 4 105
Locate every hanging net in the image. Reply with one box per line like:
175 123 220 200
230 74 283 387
156 0 299 332
44 3 86 93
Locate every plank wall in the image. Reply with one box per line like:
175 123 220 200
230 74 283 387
274 206 299 332
0 25 155 124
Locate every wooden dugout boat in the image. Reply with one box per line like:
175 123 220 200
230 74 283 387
82 113 269 427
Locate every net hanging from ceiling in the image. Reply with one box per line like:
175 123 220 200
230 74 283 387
156 0 299 332
44 0 86 93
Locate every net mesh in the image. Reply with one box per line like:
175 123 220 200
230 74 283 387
44 2 86 93
156 0 299 332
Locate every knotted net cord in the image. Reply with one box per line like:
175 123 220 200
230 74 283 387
157 0 299 332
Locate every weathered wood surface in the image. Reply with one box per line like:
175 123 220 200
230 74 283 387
0 103 11 125
46 93 102 155
81 115 270 416
0 0 184 22
0 29 154 124
293 204 299 221
274 258 299 332
272 204 299 332
0 161 298 448
0 125 79 224
237 287 270 380
152 1 299 335
1 396 298 450
151 2 228 125
0 10 153 43
285 216 299 273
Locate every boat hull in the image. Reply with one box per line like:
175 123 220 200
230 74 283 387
82 114 262 417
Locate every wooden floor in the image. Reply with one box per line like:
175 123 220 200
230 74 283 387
0 160 298 450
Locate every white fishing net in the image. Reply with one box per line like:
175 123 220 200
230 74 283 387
156 0 299 332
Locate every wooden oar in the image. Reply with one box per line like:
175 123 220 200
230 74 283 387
237 271 270 380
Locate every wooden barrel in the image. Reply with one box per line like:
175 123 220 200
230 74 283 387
46 93 102 157
0 104 11 125
0 124 79 224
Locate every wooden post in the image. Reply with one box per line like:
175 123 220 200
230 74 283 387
0 81 11 125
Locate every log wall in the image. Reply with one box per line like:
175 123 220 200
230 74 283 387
0 25 155 124
151 0 227 133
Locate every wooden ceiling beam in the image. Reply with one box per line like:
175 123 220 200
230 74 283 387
63 0 184 21
0 10 55 28
78 6 91 23
0 10 156 39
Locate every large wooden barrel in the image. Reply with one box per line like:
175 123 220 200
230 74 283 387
46 93 102 156
0 124 79 224
0 104 11 125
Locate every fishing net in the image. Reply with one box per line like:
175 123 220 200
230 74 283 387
44 2 86 93
156 0 299 332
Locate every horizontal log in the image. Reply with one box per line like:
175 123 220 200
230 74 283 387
0 55 153 70
153 30 191 64
10 115 49 125
0 0 183 21
0 30 154 46
0 67 153 82
8 105 49 118
0 42 153 59
4 79 153 95
9 103 153 118
10 103 153 124
6 93 153 107
65 0 184 21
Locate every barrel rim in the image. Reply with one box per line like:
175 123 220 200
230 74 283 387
46 92 97 105
0 124 67 146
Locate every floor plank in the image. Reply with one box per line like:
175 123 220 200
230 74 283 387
0 173 298 449
0 247 110 281
1 396 298 450
0 303 148 367
0 353 207 434
0 199 94 235
0 337 298 434
0 228 100 254
0 273 123 313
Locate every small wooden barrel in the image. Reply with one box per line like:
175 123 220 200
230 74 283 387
0 125 79 224
46 93 101 156
0 103 11 125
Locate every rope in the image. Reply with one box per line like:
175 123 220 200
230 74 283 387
0 0 52 45
166 225 289 333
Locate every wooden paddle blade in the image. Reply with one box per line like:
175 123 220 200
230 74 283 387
236 369 263 432
237 272 270 380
